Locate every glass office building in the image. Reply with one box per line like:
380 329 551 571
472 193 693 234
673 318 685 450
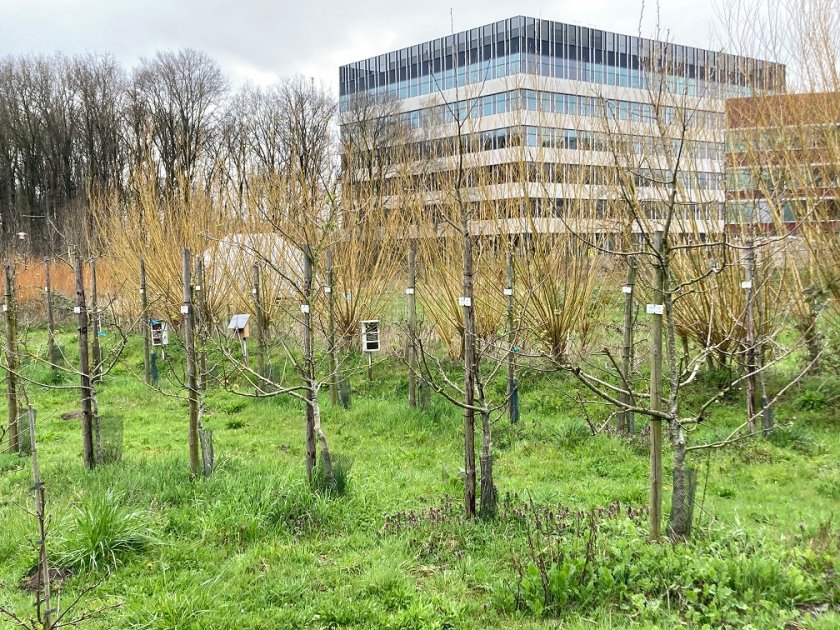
339 16 785 232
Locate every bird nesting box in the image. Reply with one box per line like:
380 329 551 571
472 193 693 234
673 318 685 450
150 320 169 347
228 313 251 340
360 320 380 353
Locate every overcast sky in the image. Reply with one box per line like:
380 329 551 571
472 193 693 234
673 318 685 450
1 0 730 93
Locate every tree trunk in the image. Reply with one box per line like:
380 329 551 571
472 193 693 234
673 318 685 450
649 231 664 540
4 261 18 454
479 407 497 517
182 248 199 477
74 252 95 469
312 391 335 489
28 406 52 629
668 422 689 539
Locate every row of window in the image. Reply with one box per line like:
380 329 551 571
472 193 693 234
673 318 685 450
391 88 724 133
726 164 840 191
378 161 723 196
726 125 840 153
413 196 726 223
392 125 723 167
339 49 759 107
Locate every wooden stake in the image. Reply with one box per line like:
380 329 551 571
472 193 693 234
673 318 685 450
649 230 664 540
505 249 518 424
253 262 265 393
74 251 95 469
407 240 417 408
182 248 199 477
4 261 18 454
744 238 757 433
140 259 152 386
462 226 477 518
302 246 316 484
90 258 102 384
45 258 56 368
194 256 208 396
326 249 339 406
619 256 637 433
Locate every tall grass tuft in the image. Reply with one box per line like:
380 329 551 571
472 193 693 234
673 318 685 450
313 452 353 497
54 491 152 573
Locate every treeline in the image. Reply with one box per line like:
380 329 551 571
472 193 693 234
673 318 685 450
0 49 339 255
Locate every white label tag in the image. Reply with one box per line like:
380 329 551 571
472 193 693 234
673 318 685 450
195 285 201 291
300 304 310 314
405 287 415 295
180 305 189 314
458 296 472 307
252 288 257 295
503 288 513 296
622 285 633 294
741 280 752 289
73 306 81 314
344 294 352 301
2 304 7 312
44 287 48 292
324 286 332 294
139 288 145 294
646 304 664 315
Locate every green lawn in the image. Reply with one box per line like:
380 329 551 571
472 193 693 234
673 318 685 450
0 330 839 628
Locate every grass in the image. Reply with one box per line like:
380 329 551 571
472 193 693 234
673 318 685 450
0 328 838 628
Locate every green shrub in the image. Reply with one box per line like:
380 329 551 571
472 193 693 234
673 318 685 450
54 491 152 572
767 424 821 455
797 388 829 411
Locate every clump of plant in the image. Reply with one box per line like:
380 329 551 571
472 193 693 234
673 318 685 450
767 423 822 455
494 499 834 626
312 453 352 496
54 491 152 573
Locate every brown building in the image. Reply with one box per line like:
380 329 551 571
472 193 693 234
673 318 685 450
725 92 840 233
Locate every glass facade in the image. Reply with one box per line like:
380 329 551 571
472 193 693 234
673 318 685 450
393 88 725 132
339 16 785 110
